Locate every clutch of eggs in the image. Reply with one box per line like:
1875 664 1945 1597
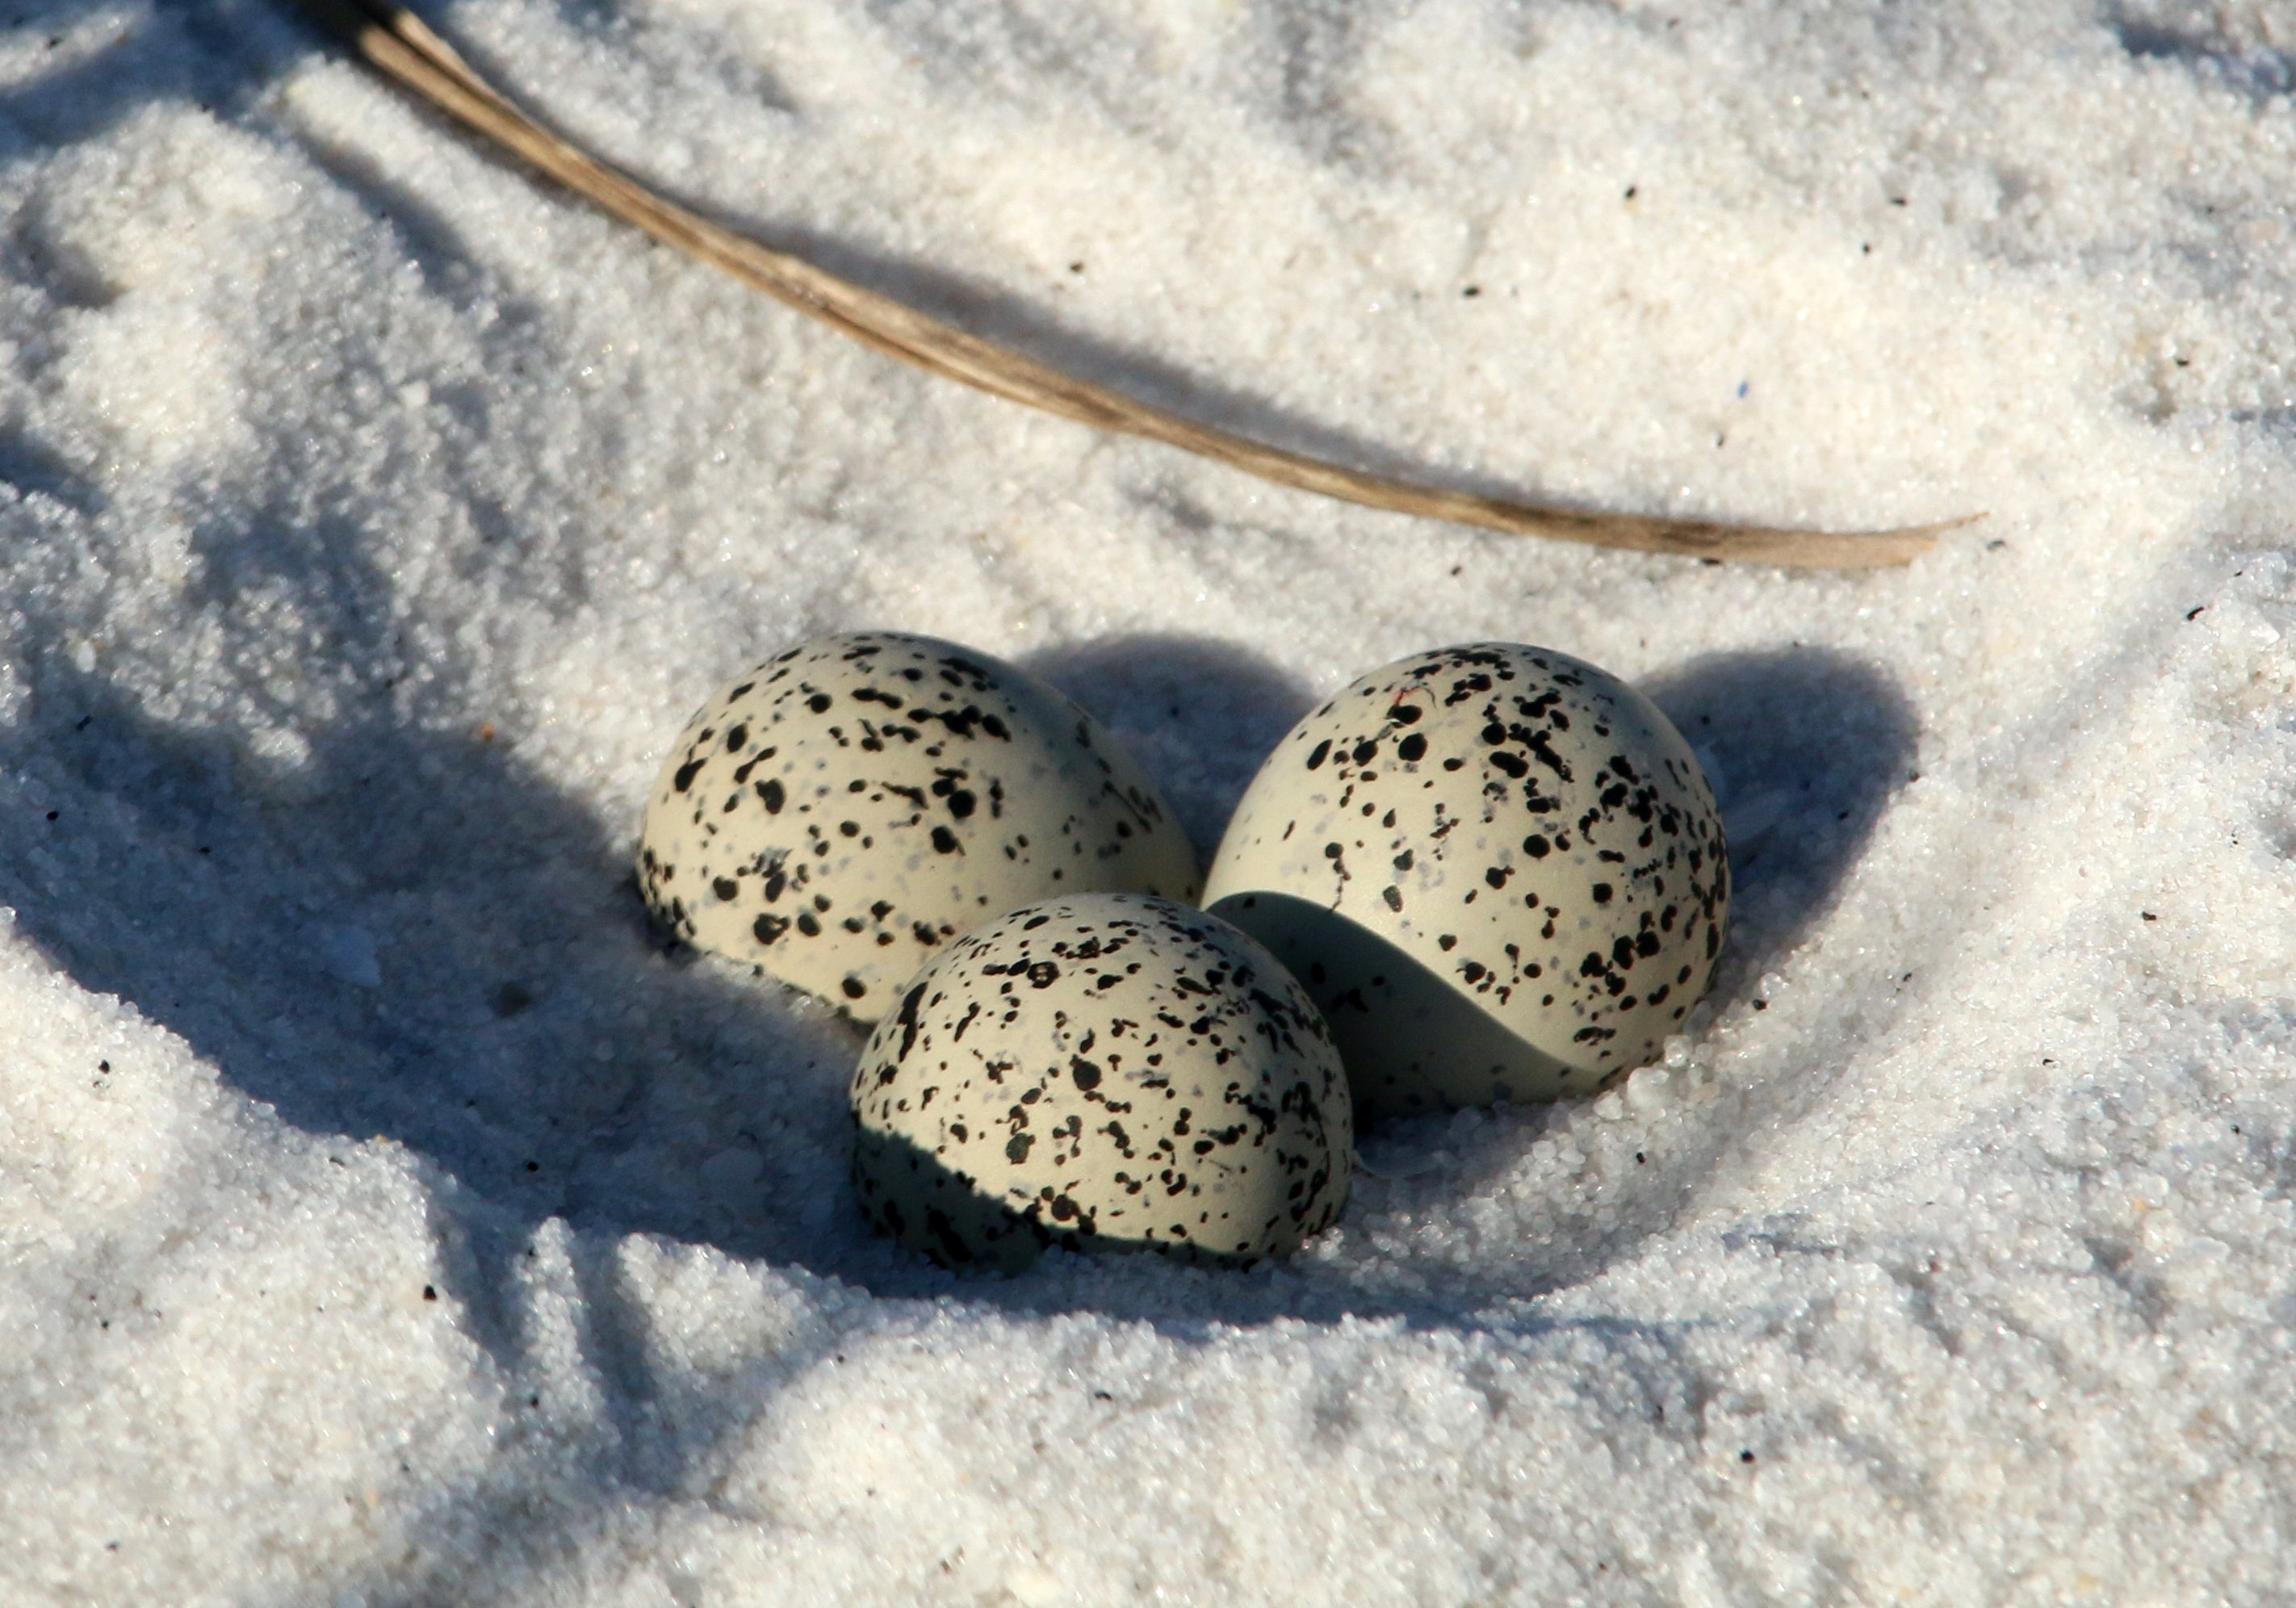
1203 642 1728 1123
639 632 1200 1020
849 893 1352 1271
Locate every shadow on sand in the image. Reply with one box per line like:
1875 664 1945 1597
6 9 1919 1576
7 552 1915 1590
9 621 1912 1314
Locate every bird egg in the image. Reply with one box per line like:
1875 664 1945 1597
639 632 1200 1020
850 894 1352 1271
1203 642 1727 1122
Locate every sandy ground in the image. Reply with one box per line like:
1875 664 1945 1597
2 0 2295 1602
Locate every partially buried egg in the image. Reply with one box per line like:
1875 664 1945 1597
1202 643 1727 1123
639 632 1200 1021
850 893 1352 1271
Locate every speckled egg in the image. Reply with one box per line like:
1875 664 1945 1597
849 894 1352 1271
639 633 1200 1021
1202 643 1727 1121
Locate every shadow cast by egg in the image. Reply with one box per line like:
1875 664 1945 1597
1020 633 1318 866
850 1127 1295 1277
1640 645 1918 1003
1204 889 1581 1122
0 622 1339 1292
2 622 1917 1359
865 640 1921 1324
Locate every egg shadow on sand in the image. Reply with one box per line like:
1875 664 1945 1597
903 642 1920 1327
6 633 1910 1319
3 624 1909 1593
818 641 1921 1329
0 628 1331 1296
1019 632 1320 871
1343 643 1919 1313
1640 645 1917 1003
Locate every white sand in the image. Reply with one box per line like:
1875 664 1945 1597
3 0 2294 1600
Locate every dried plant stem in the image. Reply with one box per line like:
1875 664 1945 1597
296 0 1969 567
